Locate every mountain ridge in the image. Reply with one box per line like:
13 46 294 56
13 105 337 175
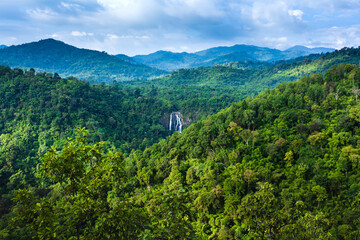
0 39 336 79
285 45 335 53
131 44 335 71
0 39 166 82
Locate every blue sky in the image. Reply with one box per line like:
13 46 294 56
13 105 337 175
1 0 360 55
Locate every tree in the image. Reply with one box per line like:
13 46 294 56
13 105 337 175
141 188 196 239
312 185 327 207
284 150 294 167
237 182 282 239
350 87 360 104
308 132 325 150
341 145 360 169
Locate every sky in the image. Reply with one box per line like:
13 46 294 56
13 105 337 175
1 0 360 56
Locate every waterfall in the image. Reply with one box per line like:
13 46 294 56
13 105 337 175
169 112 183 133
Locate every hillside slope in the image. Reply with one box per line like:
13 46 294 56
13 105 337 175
122 63 360 238
0 39 166 82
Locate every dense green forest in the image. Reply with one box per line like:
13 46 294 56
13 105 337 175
0 66 174 210
1 47 360 239
0 39 166 82
0 64 248 230
2 63 360 239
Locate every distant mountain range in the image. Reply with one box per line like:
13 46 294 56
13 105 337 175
0 39 335 82
130 45 335 71
0 39 166 82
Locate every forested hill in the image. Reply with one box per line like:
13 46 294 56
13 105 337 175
0 39 166 82
5 63 360 239
143 46 360 89
124 63 360 238
0 66 177 200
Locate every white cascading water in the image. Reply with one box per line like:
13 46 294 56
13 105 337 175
169 112 183 133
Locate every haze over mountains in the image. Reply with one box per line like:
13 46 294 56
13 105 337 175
131 44 335 71
0 39 335 82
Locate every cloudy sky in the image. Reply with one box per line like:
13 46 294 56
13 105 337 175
1 0 360 55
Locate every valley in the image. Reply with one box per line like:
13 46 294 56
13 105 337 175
1 39 360 239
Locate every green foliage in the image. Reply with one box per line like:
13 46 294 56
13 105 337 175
121 63 360 238
3 48 360 238
10 129 146 239
0 67 176 224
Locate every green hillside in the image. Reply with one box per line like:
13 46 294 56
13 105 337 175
4 63 360 239
125 47 360 126
0 64 247 214
123 63 360 239
0 66 177 201
0 39 166 82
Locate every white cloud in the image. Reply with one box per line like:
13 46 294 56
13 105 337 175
2 0 360 55
320 25 360 48
163 0 225 18
106 34 119 40
137 35 149 39
26 7 58 20
288 9 304 20
297 0 360 11
71 31 93 37
60 2 81 9
105 35 150 40
243 1 289 28
263 36 289 49
95 0 225 28
96 0 161 24
51 33 60 38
